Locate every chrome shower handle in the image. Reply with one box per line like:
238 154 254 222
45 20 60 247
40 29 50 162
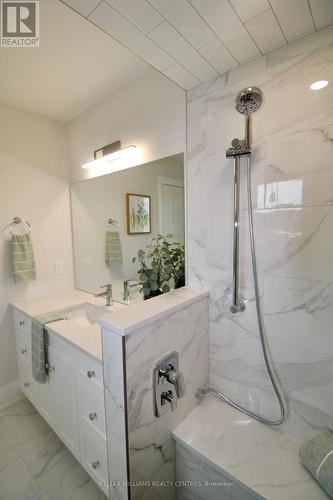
159 364 183 398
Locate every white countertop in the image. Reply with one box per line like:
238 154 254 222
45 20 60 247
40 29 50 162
12 290 127 361
173 396 328 500
12 287 208 358
98 286 208 335
13 290 101 317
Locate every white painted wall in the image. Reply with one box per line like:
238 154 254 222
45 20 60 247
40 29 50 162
71 154 184 292
0 103 74 388
68 69 186 182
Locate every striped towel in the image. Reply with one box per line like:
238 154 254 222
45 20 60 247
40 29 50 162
11 233 36 283
31 311 66 384
105 230 122 267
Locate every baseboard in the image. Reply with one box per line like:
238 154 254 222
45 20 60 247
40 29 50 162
0 380 25 410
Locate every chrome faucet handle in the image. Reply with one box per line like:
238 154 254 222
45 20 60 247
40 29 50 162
161 390 176 412
167 369 184 398
159 364 184 398
101 283 112 291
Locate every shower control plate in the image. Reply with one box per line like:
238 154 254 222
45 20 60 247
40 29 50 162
153 351 182 417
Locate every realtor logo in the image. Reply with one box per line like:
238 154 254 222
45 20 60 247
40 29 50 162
1 1 39 47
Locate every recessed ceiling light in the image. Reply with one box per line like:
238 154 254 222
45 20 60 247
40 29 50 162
310 80 328 90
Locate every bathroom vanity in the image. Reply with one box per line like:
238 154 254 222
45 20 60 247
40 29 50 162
11 286 209 500
12 291 127 496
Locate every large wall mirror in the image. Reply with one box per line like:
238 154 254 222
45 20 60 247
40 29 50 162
71 153 185 303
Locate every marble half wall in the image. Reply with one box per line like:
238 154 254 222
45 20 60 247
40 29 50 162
187 26 333 438
101 287 209 500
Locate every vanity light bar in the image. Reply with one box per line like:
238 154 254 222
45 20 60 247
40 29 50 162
81 145 137 170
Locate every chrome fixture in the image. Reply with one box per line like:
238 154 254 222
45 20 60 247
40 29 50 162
235 86 263 148
158 361 183 398
123 279 139 302
197 87 286 426
153 351 184 417
227 87 263 314
2 216 31 235
106 217 119 231
95 283 113 306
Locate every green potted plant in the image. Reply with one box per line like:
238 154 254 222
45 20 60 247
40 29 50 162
132 234 185 300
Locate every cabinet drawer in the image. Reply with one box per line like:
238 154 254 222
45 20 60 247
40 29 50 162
79 382 106 439
14 309 31 336
18 358 40 406
80 427 108 495
79 354 103 394
16 328 31 359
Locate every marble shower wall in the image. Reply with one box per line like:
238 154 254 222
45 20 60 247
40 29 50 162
187 26 333 438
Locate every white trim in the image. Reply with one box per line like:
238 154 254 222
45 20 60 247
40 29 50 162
158 176 184 236
0 380 24 410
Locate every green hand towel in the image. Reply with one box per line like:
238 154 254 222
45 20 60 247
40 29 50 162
11 233 36 283
31 310 66 384
299 428 333 498
105 230 122 267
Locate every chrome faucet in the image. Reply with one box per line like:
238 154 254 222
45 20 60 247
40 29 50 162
159 363 183 398
123 279 138 302
95 284 113 306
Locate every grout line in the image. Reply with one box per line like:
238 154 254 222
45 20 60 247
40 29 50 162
227 0 264 55
145 1 220 80
242 7 271 24
146 20 165 35
306 0 317 32
189 0 242 65
267 0 288 44
87 0 103 18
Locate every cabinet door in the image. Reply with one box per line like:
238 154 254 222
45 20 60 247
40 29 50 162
39 367 60 432
47 342 80 461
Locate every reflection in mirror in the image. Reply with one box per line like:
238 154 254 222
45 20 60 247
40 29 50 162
71 153 185 304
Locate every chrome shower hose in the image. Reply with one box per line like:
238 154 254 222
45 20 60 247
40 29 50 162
197 157 286 426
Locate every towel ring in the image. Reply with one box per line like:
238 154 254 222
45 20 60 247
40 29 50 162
106 217 119 231
3 217 32 235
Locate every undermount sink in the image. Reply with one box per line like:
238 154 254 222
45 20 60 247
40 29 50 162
63 303 110 328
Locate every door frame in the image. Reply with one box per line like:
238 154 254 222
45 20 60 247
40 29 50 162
158 176 184 237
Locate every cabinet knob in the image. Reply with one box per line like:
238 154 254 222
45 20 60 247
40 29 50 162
87 370 95 378
19 320 25 326
92 461 100 470
21 348 27 354
89 412 97 421
24 382 30 388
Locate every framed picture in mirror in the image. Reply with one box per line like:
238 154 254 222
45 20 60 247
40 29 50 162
126 193 151 234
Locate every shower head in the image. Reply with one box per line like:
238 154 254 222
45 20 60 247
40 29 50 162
235 87 263 116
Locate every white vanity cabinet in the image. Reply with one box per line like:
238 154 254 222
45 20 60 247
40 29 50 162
13 308 109 496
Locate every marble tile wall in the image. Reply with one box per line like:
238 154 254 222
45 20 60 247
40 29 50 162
187 26 333 438
125 296 209 500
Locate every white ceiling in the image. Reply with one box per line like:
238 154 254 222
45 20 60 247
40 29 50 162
61 0 333 90
0 0 149 122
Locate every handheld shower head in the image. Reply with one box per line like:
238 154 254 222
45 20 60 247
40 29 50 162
235 87 263 116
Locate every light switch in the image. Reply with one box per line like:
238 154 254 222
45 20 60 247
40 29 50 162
55 261 64 276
